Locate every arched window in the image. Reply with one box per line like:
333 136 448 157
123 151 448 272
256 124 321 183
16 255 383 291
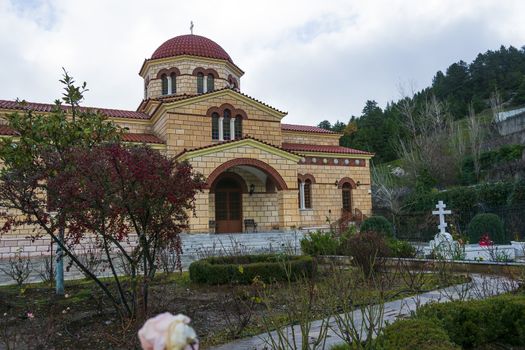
211 112 220 140
170 72 177 94
234 115 242 139
197 73 204 93
207 74 214 92
304 179 312 209
342 182 352 211
161 74 168 95
223 109 231 140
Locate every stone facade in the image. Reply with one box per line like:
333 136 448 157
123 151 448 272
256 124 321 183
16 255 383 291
0 34 374 256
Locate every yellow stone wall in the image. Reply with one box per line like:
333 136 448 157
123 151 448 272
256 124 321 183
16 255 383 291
296 159 372 228
282 131 341 146
185 144 300 232
153 94 283 156
142 57 242 99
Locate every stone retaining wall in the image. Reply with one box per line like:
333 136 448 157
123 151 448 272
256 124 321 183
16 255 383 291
0 231 305 263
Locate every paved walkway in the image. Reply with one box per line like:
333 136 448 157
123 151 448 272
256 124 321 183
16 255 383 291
209 274 518 350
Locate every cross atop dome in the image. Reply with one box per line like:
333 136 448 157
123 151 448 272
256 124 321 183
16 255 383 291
190 21 194 35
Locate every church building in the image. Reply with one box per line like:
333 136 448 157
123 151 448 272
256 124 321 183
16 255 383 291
0 34 373 235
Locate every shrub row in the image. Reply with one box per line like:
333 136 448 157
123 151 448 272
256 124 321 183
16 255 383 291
416 294 525 348
376 319 460 350
372 293 525 349
188 254 315 285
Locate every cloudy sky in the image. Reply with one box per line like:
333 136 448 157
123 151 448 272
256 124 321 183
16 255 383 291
1 0 525 125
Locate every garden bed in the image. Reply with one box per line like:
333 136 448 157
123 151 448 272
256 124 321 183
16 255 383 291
0 266 468 349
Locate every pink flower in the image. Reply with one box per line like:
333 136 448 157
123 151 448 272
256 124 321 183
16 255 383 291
138 313 198 350
26 312 34 320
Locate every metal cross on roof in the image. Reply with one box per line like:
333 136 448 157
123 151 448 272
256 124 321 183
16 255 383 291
432 200 452 235
190 21 194 35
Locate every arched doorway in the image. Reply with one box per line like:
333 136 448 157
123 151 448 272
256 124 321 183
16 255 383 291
214 176 243 233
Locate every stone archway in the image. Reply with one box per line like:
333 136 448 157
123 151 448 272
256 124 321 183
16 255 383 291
206 158 289 191
207 158 290 233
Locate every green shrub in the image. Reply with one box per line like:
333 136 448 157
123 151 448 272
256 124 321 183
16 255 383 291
376 319 459 350
346 231 390 276
300 231 339 256
360 216 394 237
467 213 505 244
188 254 315 285
387 239 416 258
417 294 525 347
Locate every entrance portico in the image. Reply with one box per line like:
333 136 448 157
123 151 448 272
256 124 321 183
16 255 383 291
175 138 302 233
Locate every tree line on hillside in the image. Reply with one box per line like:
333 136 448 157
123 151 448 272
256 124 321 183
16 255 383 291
318 45 525 164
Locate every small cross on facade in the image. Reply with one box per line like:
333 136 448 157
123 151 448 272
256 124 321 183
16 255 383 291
432 200 452 235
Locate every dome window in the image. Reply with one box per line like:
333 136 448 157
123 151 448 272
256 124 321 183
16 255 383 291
161 74 169 95
197 73 204 93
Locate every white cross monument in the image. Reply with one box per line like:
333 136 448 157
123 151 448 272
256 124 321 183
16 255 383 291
428 200 457 257
432 200 452 235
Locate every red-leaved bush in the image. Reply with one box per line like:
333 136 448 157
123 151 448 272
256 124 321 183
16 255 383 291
46 144 205 316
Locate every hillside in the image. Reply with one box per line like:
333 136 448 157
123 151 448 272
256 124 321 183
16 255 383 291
318 45 525 163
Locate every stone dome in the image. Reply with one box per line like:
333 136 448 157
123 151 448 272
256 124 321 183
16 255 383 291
151 34 233 63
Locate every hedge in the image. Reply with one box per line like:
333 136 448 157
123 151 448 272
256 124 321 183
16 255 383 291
376 319 460 350
188 254 315 285
360 216 394 237
467 213 505 244
416 294 525 348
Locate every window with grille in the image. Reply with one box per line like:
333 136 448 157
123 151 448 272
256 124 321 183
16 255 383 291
197 73 204 93
223 109 231 140
212 113 220 140
304 179 312 209
170 73 177 94
342 183 352 211
161 74 168 95
234 115 242 139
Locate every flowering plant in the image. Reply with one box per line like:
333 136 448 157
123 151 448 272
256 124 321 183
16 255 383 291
138 313 198 350
479 233 493 247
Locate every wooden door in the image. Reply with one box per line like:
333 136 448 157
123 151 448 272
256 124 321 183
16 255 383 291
215 178 243 233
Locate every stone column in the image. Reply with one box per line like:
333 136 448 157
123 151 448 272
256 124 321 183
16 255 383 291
167 76 172 94
218 117 224 141
299 181 305 209
230 117 236 139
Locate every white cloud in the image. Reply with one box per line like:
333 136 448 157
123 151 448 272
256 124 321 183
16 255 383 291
1 0 525 124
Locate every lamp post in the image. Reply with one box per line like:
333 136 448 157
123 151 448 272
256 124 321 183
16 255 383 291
49 211 64 295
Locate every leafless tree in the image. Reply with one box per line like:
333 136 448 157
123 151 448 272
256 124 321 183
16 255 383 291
467 105 483 181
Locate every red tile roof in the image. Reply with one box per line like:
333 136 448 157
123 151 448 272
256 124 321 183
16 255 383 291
121 133 164 144
152 34 234 63
282 142 373 155
0 100 149 120
140 87 287 115
281 123 339 134
0 124 164 145
175 136 300 159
